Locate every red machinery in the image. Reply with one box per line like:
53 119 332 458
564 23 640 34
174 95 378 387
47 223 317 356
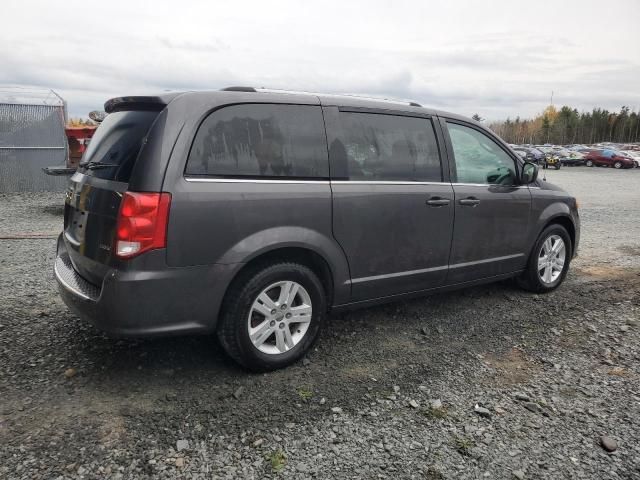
65 125 97 169
43 124 97 176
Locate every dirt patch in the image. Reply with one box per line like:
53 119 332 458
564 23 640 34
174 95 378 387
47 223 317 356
481 347 538 385
99 416 127 447
618 244 640 257
340 359 400 379
381 336 417 352
575 265 637 280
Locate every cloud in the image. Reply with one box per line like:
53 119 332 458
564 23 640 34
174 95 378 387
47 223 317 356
1 0 638 119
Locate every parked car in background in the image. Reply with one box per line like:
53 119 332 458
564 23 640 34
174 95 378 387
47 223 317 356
54 88 580 371
584 149 635 168
621 144 640 152
619 150 640 167
513 146 545 164
549 147 585 166
566 144 590 152
596 142 621 150
513 148 527 160
512 146 541 164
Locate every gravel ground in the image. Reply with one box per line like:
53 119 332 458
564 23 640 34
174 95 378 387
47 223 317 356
1 167 639 480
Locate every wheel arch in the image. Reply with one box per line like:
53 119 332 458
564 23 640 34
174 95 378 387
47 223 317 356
218 245 340 321
540 214 576 254
517 213 575 293
525 197 578 263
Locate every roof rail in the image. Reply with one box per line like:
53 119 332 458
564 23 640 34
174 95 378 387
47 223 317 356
220 86 257 92
219 86 423 108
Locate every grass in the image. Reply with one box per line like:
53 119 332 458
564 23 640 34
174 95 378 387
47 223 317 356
267 449 287 472
422 405 449 419
424 466 446 480
297 386 313 401
452 435 475 456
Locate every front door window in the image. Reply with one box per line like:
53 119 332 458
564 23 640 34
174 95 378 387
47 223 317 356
447 123 517 185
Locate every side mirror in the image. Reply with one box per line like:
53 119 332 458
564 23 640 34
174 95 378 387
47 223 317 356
522 162 539 184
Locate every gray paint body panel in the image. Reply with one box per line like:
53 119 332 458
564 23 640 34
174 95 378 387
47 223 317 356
446 184 532 283
331 182 455 301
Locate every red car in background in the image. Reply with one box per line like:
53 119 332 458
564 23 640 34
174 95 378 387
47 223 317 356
584 149 635 169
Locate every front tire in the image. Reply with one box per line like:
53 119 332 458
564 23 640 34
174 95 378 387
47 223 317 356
613 161 622 169
217 262 326 371
585 160 594 167
518 224 572 293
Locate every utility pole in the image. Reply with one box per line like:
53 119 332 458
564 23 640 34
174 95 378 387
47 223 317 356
550 91 554 106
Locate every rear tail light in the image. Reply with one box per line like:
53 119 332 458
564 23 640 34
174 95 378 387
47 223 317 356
115 192 171 259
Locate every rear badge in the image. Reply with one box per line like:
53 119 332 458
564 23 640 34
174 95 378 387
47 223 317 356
99 243 111 251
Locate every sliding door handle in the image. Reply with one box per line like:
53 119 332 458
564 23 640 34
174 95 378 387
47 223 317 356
459 197 480 206
426 197 451 207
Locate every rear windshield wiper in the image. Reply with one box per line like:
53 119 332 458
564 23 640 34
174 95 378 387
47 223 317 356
80 161 119 170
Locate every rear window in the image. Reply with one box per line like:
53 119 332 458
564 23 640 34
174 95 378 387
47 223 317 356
186 104 329 179
79 110 159 182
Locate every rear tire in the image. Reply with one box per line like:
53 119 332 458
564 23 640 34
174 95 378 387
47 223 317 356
217 262 326 371
613 161 622 169
517 224 572 293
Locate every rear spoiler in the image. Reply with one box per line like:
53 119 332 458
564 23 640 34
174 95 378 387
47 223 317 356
104 93 181 114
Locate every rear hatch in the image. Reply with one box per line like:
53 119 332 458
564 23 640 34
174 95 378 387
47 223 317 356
63 109 161 286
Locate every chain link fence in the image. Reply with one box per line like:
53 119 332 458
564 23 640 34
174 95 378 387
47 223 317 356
0 87 69 192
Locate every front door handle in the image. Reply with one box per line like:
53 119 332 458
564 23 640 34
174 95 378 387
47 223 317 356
426 197 451 207
459 197 480 206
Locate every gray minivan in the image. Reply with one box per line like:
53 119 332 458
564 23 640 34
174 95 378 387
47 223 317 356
55 87 580 370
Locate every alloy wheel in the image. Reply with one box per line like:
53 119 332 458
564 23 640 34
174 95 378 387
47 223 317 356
538 235 566 284
247 281 312 355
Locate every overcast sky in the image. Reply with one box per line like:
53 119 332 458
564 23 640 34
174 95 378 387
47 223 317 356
2 0 639 120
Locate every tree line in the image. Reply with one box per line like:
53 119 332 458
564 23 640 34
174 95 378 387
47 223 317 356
481 106 640 145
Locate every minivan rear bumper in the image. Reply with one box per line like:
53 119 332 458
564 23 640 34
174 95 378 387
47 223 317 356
54 234 238 336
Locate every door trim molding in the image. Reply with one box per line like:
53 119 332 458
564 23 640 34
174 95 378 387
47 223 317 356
349 253 524 285
350 264 449 285
448 253 524 270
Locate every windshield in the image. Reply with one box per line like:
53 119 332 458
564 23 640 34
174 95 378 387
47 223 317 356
79 110 159 182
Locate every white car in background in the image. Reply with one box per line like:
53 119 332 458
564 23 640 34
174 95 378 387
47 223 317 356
620 150 640 167
567 144 590 152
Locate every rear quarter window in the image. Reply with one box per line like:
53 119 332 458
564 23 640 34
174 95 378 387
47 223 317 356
186 104 329 179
